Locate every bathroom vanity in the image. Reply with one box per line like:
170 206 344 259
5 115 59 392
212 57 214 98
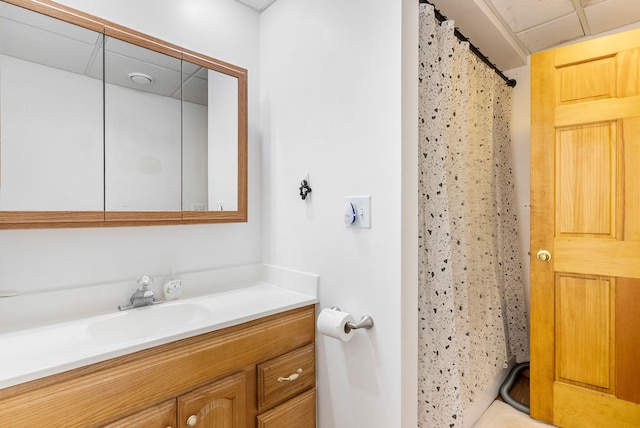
0 305 316 427
0 264 319 427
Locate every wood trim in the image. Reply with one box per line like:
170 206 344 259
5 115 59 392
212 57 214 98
555 95 640 127
0 211 104 226
104 25 182 59
530 48 558 423
237 66 249 222
554 382 640 428
182 51 248 79
181 210 246 221
555 238 640 279
0 306 315 427
105 211 183 223
554 27 640 67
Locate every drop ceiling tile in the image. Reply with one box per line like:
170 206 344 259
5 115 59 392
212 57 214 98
517 13 585 53
585 0 640 34
104 50 182 97
0 1 100 45
105 37 181 72
0 16 99 75
580 0 608 6
488 0 575 33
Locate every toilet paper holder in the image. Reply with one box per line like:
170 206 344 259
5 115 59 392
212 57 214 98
331 306 374 332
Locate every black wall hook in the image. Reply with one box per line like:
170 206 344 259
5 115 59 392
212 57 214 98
299 179 312 200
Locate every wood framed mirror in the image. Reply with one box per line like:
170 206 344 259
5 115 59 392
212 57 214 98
0 0 248 229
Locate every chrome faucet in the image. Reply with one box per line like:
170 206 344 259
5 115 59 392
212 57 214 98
118 275 160 311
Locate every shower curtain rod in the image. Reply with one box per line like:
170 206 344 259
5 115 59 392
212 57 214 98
419 0 517 87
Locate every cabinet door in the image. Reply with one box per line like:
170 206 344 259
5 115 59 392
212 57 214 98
101 400 176 428
177 372 246 428
257 389 316 428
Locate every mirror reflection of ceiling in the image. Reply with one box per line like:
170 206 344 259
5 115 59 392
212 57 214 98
0 2 207 105
429 0 640 70
234 0 277 12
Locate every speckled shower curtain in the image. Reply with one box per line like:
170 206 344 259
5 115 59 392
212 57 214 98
417 4 529 427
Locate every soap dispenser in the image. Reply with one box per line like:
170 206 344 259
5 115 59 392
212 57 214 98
163 268 182 300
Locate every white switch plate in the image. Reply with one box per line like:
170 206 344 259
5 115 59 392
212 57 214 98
346 196 371 228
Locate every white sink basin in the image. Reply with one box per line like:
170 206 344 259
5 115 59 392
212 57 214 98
86 302 212 342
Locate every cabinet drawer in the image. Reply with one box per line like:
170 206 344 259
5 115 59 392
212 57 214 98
257 388 316 428
257 343 315 411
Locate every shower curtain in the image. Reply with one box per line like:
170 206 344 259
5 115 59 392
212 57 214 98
417 4 529 427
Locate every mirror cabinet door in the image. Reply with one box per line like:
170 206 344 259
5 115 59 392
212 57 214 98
104 36 182 213
182 60 239 212
0 1 104 212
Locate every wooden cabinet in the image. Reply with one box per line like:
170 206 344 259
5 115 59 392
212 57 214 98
257 343 316 427
177 372 246 428
257 389 316 428
0 305 315 428
102 400 176 428
102 372 247 428
257 343 315 412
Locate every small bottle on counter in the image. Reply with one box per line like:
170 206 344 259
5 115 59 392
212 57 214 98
163 269 182 300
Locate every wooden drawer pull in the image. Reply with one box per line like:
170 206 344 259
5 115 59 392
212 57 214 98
277 368 302 382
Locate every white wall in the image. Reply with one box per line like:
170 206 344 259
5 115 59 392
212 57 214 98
0 0 262 294
507 60 532 317
260 0 417 426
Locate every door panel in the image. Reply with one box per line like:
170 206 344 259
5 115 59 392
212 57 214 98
531 26 640 427
617 49 640 97
555 122 616 237
557 56 616 104
556 275 613 391
616 278 640 403
623 117 640 240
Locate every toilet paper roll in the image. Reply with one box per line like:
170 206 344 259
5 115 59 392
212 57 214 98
317 308 356 342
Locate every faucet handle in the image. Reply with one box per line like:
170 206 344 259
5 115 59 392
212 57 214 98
137 274 153 290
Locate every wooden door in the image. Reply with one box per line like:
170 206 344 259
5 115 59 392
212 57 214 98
531 27 640 427
177 372 247 428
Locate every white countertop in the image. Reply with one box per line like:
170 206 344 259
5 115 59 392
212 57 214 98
0 265 319 390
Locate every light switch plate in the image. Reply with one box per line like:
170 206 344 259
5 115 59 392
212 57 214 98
346 196 371 228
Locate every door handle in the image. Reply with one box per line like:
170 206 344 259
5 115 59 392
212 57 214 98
536 250 552 262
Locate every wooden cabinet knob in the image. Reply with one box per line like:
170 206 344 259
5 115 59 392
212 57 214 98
187 415 198 426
